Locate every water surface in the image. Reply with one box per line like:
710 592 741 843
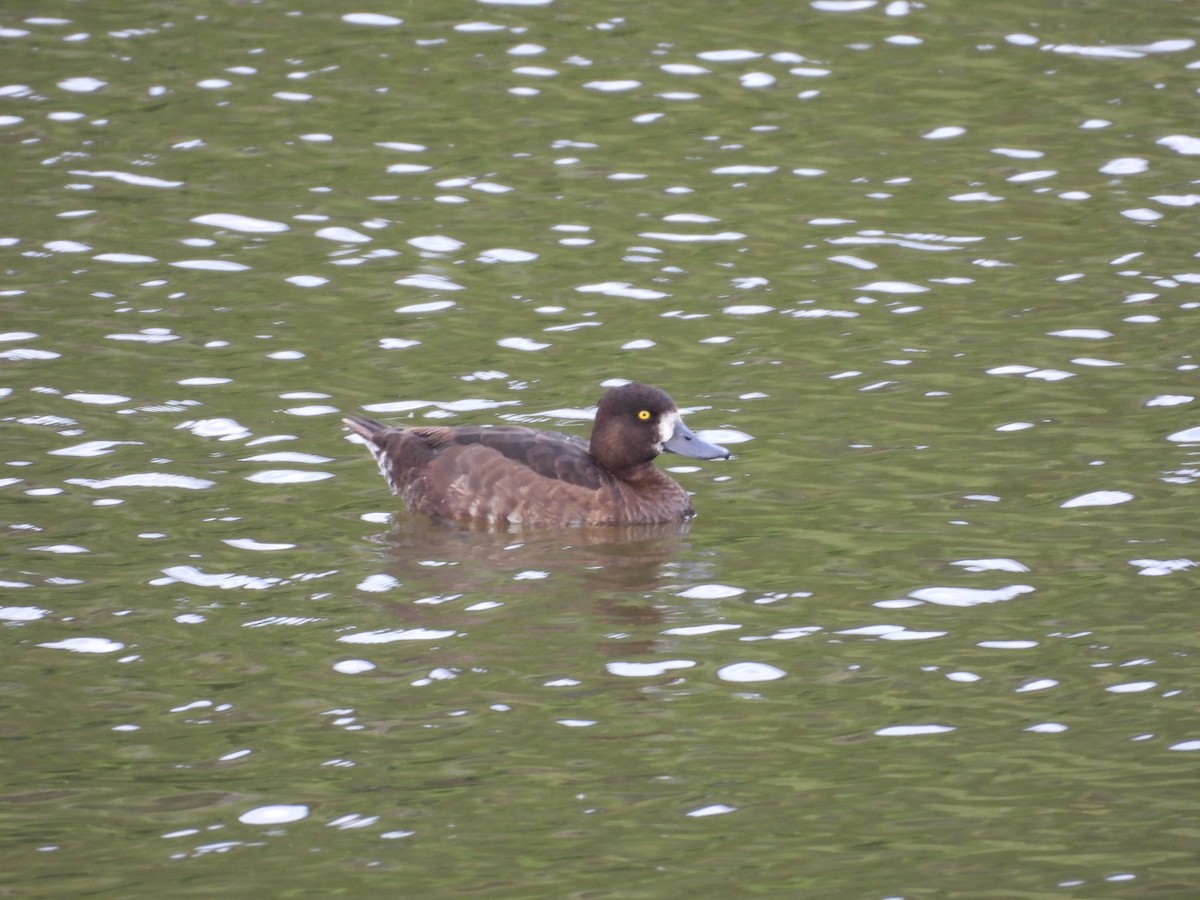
3 0 1199 895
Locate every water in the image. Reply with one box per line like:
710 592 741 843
3 0 1199 895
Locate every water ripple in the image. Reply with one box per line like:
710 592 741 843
192 213 289 233
70 169 182 188
66 473 215 490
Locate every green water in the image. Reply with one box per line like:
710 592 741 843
2 0 1199 896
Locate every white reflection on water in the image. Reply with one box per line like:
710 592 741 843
395 299 456 313
903 584 1035 607
697 49 761 62
192 213 288 233
64 392 129 405
315 226 370 243
639 230 746 242
583 80 640 92
223 538 296 551
286 274 328 289
334 659 375 674
106 328 178 343
70 169 182 188
1129 558 1195 577
1017 679 1059 693
1157 134 1200 155
157 566 279 590
338 628 457 643
1048 39 1194 59
859 280 927 294
717 662 785 682
49 440 139 457
686 804 736 818
357 574 399 593
38 637 125 653
478 248 537 263
662 624 740 636
169 259 250 271
1166 425 1200 442
986 364 1075 381
675 583 744 600
498 336 550 351
712 165 776 176
245 470 333 484
951 558 1030 573
1105 682 1157 694
329 814 380 830
67 473 216 490
1060 490 1134 508
241 451 332 464
739 72 775 88
1051 326 1113 336
875 724 955 736
606 660 695 677
0 606 51 621
244 616 323 628
576 282 668 300
411 668 457 687
178 417 250 440
923 126 966 140
740 626 821 642
238 804 308 825
283 405 338 417
827 231 969 252
837 625 945 641
1007 169 1056 183
153 565 333 592
343 13 402 26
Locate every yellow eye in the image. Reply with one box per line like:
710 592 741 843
637 409 651 421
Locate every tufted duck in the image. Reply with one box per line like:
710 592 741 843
342 382 729 527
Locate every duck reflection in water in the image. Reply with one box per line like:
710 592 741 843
351 520 712 678
348 517 718 636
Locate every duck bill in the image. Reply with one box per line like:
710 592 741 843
663 419 729 460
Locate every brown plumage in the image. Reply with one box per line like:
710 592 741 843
342 382 730 528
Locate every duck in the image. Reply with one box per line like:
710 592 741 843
342 382 730 527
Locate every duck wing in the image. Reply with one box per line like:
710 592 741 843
343 418 605 491
433 425 604 490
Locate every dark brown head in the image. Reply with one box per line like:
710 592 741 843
589 382 729 475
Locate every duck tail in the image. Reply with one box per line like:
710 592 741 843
342 414 388 444
343 414 404 492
